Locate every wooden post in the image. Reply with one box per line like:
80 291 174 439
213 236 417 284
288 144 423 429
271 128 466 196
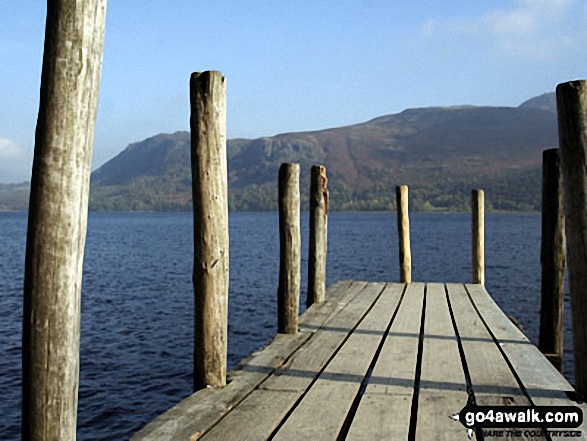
556 80 587 398
472 189 485 285
278 163 301 333
396 185 412 283
190 71 229 391
22 1 107 440
307 165 328 307
539 148 565 371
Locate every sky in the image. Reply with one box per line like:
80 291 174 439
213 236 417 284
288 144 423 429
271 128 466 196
1 0 586 183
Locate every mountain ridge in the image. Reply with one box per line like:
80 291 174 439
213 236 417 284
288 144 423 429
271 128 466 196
1 92 558 212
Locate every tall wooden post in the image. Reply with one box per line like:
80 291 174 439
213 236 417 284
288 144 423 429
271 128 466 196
307 165 328 307
396 185 412 283
472 189 485 285
278 163 301 333
556 80 587 398
539 148 565 371
22 2 107 440
190 71 229 391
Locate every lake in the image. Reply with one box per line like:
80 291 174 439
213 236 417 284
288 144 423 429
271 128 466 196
0 211 575 440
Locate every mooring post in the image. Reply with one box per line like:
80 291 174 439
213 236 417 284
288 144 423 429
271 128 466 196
278 163 301 333
22 1 107 440
190 71 229 391
556 80 587 398
539 148 565 371
472 189 485 285
307 165 328 307
396 185 412 283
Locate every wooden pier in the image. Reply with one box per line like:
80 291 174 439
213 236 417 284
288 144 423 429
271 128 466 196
132 281 586 440
20 13 587 436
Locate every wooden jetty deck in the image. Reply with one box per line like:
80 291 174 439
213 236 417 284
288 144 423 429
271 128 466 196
132 281 586 440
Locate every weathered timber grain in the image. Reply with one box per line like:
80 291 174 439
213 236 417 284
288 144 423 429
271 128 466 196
415 283 468 441
446 284 545 441
396 185 412 283
22 2 107 440
278 163 301 334
467 284 587 439
203 283 387 441
131 281 357 440
472 189 485 285
307 165 328 307
539 148 565 371
190 71 229 391
347 283 423 440
275 284 402 440
556 80 587 399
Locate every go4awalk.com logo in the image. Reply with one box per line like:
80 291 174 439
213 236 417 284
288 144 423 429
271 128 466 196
450 402 583 439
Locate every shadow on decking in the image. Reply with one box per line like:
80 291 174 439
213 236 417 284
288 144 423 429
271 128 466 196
300 324 533 346
240 364 567 400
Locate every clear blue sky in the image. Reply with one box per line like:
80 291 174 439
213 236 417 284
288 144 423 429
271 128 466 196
1 0 586 183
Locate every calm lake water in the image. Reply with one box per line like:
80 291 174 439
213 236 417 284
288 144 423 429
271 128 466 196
0 211 575 439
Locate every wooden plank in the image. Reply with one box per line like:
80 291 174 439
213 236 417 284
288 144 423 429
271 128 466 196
466 284 572 393
198 282 388 440
260 282 386 393
272 283 405 440
299 280 362 333
467 284 587 439
346 282 425 440
415 283 469 440
447 283 546 440
132 280 359 440
136 281 586 440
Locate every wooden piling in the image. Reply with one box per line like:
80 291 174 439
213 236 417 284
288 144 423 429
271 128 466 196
539 148 565 371
307 165 328 307
396 185 412 283
472 189 485 285
190 71 229 391
278 163 301 333
556 80 587 398
22 1 107 439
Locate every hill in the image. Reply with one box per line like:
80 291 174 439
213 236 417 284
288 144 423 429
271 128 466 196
89 92 557 211
1 92 558 212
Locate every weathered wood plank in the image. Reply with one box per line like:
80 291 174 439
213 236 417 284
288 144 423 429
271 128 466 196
447 284 526 403
415 283 469 440
467 284 587 439
447 283 546 440
200 283 386 440
346 282 425 440
273 283 404 440
135 281 582 441
132 281 358 440
260 282 384 393
467 284 571 393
